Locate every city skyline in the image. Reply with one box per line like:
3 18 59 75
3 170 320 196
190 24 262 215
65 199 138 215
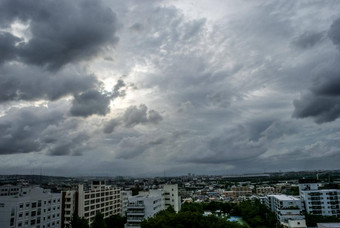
0 0 340 177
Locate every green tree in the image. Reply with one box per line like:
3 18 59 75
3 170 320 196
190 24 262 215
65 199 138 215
105 214 126 228
70 213 89 228
305 213 340 227
91 212 107 228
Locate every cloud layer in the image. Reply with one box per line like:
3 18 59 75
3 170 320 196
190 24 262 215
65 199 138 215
0 0 340 176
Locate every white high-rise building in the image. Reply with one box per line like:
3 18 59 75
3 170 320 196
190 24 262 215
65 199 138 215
300 189 340 217
162 184 181 212
121 191 132 216
0 186 61 228
62 181 121 227
125 190 163 228
265 195 305 223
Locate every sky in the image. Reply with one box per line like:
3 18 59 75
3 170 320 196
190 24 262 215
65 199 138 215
0 0 340 177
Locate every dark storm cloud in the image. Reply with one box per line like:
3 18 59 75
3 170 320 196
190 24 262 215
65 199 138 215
70 79 127 117
0 106 63 154
328 17 340 49
0 64 98 102
112 79 126 98
293 93 340 123
70 90 111 117
0 105 91 156
123 104 163 127
292 31 324 49
293 66 340 123
179 119 297 164
46 133 89 156
0 0 119 69
103 119 120 134
292 17 340 123
102 104 163 133
0 32 20 64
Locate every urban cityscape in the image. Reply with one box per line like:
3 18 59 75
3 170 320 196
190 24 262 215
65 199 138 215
1 0 340 227
0 170 340 227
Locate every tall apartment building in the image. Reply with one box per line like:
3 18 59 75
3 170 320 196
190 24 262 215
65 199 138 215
121 191 132 216
162 184 181 213
265 195 305 223
61 181 121 227
300 189 340 217
125 190 163 228
0 186 61 228
298 179 340 217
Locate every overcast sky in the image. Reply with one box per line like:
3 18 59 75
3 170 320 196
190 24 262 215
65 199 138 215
0 0 340 177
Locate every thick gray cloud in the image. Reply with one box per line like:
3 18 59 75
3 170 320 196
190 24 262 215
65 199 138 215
103 119 120 134
292 17 340 123
0 106 63 154
123 104 163 127
102 104 163 133
293 93 340 123
329 17 340 49
292 31 324 49
0 105 92 156
112 79 126 98
115 135 166 159
2 1 340 176
0 0 118 69
0 32 20 64
70 79 127 117
0 63 98 102
70 90 112 117
293 66 340 123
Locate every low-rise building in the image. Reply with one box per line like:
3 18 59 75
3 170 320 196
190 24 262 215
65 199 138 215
256 186 275 196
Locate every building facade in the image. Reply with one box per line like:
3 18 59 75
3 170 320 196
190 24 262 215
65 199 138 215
301 189 340 217
162 184 181 213
62 181 121 227
0 186 61 228
121 191 132 216
125 190 162 228
265 195 305 223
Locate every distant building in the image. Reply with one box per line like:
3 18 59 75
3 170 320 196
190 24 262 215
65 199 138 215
229 186 252 198
0 186 61 228
256 186 275 196
265 195 304 223
125 190 163 228
62 181 121 227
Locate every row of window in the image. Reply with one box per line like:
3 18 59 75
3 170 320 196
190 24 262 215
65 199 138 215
19 199 60 209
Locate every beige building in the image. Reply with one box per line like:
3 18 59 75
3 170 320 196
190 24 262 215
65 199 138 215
62 181 120 227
